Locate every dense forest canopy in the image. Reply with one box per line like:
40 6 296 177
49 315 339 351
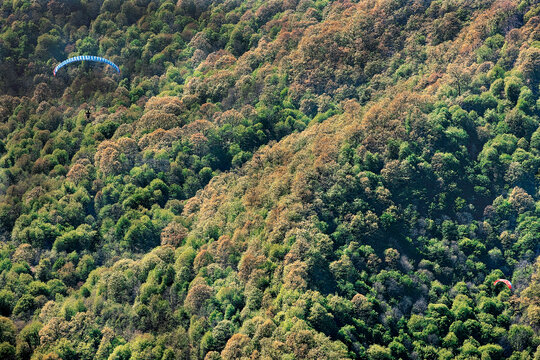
0 0 539 359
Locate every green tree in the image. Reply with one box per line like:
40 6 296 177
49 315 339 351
16 321 43 360
0 290 14 316
0 317 16 345
76 36 99 55
505 78 523 104
366 344 392 360
507 324 534 351
12 295 35 319
124 215 159 251
0 342 15 359
212 320 233 351
108 344 131 360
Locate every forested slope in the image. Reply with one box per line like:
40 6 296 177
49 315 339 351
0 0 539 359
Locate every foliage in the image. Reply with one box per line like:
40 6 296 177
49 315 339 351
0 0 539 359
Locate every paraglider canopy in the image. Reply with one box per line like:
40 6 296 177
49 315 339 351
53 56 120 76
493 279 512 290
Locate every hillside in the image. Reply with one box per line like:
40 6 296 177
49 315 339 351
0 0 539 359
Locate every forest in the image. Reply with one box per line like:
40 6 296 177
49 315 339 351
0 0 539 359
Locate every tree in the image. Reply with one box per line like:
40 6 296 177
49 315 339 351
76 36 98 54
447 62 471 96
124 215 159 251
459 338 481 359
519 257 540 328
135 110 183 135
505 109 537 138
0 291 15 316
94 138 139 176
367 344 392 360
76 254 96 280
107 344 131 360
35 32 62 59
53 224 97 252
16 321 43 360
0 342 15 359
432 12 462 44
107 271 129 303
505 78 522 105
13 295 36 319
508 324 534 351
160 222 188 247
508 187 534 214
221 333 251 360
308 302 337 336
531 128 540 151
184 284 213 315
212 320 233 351
478 344 503 360
518 47 540 87
517 87 535 115
0 317 16 345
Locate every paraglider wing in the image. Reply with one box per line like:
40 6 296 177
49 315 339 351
493 279 512 290
53 56 120 76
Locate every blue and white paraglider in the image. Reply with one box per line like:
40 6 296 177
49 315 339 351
53 56 120 76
